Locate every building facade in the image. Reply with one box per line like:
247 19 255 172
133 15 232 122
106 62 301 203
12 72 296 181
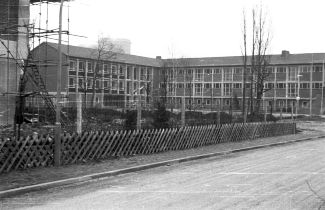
31 43 325 115
30 42 160 110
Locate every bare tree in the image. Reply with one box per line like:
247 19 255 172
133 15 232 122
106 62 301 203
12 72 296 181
89 36 123 108
241 10 248 120
242 5 272 116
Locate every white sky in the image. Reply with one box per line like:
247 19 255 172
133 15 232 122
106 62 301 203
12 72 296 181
30 0 325 59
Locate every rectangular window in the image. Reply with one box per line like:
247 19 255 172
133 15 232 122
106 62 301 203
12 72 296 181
127 66 131 79
79 61 85 71
312 83 322 88
147 68 152 79
96 80 100 89
266 67 274 73
195 69 203 81
204 68 211 74
177 69 184 75
195 83 202 95
69 60 76 71
300 83 309 89
233 83 242 89
185 83 192 88
186 69 192 75
87 62 92 72
223 83 231 96
204 83 212 89
140 68 146 79
119 65 124 75
119 81 124 90
213 68 221 74
313 65 322 72
103 64 109 74
112 65 117 75
78 78 84 88
288 83 296 97
68 77 75 87
133 67 137 80
276 83 286 89
213 83 221 88
103 80 109 89
288 66 298 81
87 78 93 89
265 83 274 89
223 68 232 81
112 80 118 90
277 66 286 73
301 66 310 73
176 83 184 88
234 68 242 74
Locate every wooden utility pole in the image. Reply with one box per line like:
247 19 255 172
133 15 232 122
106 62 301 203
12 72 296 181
54 0 64 167
181 96 185 126
137 96 141 130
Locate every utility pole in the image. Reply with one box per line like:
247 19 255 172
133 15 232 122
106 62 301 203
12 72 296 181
54 0 64 167
181 96 185 126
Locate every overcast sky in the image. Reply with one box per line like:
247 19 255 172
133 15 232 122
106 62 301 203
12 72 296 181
30 0 325 59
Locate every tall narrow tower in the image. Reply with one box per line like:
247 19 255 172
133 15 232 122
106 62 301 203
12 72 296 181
0 0 29 125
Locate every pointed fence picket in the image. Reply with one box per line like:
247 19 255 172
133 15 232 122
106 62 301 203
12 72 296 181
0 122 296 173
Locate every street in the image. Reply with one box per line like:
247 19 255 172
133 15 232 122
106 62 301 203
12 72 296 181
1 138 325 210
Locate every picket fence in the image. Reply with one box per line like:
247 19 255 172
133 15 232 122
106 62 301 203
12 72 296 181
0 122 296 173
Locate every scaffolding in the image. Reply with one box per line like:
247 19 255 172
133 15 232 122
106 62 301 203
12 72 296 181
0 0 71 127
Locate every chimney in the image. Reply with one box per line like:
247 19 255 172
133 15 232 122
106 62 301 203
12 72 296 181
156 56 162 59
281 50 290 59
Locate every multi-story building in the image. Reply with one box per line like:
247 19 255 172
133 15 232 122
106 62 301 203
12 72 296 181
30 42 160 110
31 42 325 115
161 51 325 115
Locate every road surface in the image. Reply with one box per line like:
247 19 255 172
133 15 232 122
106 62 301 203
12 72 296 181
1 138 325 209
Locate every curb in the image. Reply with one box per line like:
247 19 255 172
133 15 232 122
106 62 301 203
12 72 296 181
1 135 324 198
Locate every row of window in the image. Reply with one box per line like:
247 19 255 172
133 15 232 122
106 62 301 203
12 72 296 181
264 82 323 89
69 60 153 80
167 65 324 77
69 77 152 94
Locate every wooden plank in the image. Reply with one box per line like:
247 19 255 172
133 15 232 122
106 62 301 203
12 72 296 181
145 129 164 155
123 129 141 156
1 137 30 172
116 130 133 157
133 129 150 155
84 131 106 161
91 131 110 160
175 126 191 150
110 130 129 157
106 131 126 157
129 129 149 156
97 131 116 158
76 131 100 162
156 128 176 153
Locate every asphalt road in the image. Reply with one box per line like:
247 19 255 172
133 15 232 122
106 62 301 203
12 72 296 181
1 138 325 210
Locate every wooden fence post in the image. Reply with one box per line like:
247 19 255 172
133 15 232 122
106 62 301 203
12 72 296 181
76 93 82 134
54 124 61 166
181 97 185 127
137 97 141 130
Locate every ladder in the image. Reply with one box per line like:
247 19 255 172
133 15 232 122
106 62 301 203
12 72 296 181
24 55 70 126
